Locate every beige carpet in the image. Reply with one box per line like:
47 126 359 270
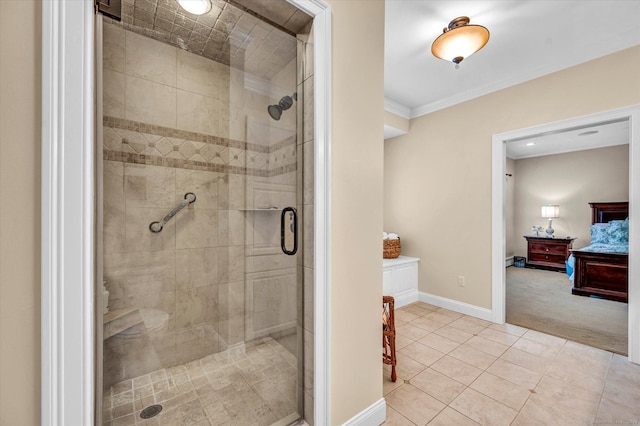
506 266 628 355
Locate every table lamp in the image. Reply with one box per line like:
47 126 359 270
541 204 559 238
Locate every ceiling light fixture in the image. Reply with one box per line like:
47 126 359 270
176 0 212 15
431 16 490 68
578 130 599 136
526 142 536 146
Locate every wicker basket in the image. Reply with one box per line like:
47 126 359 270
383 238 401 259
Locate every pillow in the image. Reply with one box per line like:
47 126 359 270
607 219 629 245
590 223 610 244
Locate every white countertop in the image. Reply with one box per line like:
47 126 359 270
383 255 420 268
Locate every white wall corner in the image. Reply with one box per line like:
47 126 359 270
342 398 387 426
286 0 333 424
419 292 493 322
41 0 96 425
383 124 408 140
491 134 507 324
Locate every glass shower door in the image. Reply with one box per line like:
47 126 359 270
99 1 305 423
222 37 303 423
235 150 301 423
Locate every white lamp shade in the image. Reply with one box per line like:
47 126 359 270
541 205 560 219
177 0 212 15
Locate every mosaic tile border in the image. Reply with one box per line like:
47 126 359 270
104 116 295 154
103 117 297 176
104 150 296 177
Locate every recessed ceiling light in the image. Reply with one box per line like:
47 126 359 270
177 0 212 15
525 142 536 146
578 130 599 136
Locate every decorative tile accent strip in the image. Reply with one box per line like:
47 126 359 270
103 150 291 177
104 116 283 154
103 117 297 177
270 136 297 154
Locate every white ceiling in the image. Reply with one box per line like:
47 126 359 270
384 0 640 120
505 119 629 159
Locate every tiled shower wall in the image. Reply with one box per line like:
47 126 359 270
102 20 300 387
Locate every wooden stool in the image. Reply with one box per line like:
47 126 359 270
382 295 397 382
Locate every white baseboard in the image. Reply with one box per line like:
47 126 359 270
419 292 493 322
342 398 386 426
393 289 419 308
505 256 514 267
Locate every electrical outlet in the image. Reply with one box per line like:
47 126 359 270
457 276 465 287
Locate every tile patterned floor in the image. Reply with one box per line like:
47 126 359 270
383 302 640 426
103 337 299 425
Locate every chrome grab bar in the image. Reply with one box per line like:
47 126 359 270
149 192 196 233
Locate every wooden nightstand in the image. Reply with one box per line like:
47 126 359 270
523 236 576 272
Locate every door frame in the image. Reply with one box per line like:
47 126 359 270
40 0 332 424
491 104 640 363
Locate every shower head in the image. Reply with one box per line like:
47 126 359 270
268 93 297 121
268 104 285 121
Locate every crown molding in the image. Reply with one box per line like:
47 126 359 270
410 44 640 119
383 97 410 119
409 72 537 118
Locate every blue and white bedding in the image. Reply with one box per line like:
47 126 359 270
566 218 629 282
572 243 628 254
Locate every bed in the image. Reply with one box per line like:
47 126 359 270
569 202 629 302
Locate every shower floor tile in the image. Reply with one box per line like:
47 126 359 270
103 337 299 425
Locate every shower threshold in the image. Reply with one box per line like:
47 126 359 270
103 337 299 425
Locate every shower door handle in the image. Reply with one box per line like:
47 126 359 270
281 207 298 255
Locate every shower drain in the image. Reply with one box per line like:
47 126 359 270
140 404 163 419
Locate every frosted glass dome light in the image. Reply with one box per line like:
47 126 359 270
431 16 490 66
177 0 212 15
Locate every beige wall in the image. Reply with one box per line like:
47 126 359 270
511 145 629 256
384 46 640 309
0 1 41 425
328 0 385 424
384 110 409 133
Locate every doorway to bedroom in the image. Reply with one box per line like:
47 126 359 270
493 106 640 362
504 121 629 355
